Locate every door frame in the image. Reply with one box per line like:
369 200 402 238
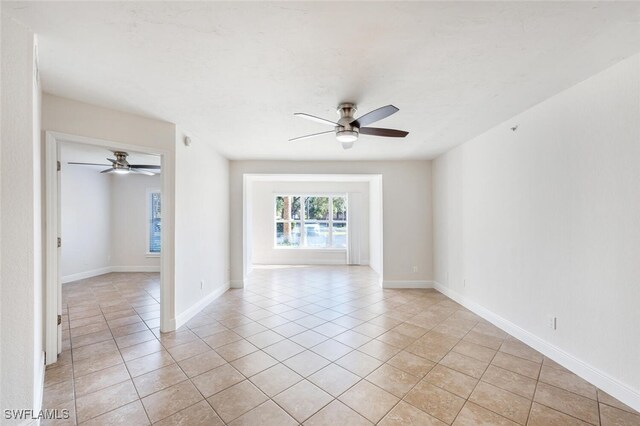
45 131 173 364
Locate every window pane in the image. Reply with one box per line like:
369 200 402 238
305 197 329 220
275 196 301 220
305 222 329 247
332 222 347 248
333 196 347 221
149 192 161 253
276 221 301 246
291 197 301 220
275 196 284 220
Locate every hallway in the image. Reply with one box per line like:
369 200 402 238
42 267 638 425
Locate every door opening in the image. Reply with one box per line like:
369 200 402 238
45 132 171 365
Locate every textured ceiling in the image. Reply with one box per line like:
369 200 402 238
5 2 640 160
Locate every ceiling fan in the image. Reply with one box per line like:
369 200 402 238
68 151 161 176
290 103 409 149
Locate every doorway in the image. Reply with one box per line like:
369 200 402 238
44 132 171 365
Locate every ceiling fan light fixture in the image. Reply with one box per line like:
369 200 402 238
113 168 130 175
340 141 355 150
336 130 358 143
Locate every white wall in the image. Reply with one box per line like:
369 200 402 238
433 53 640 409
1 15 44 422
230 161 432 285
60 161 112 280
59 153 161 282
111 173 162 270
174 130 230 322
251 181 369 266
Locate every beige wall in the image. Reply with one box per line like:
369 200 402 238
42 94 176 152
59 158 112 280
59 163 162 282
174 128 230 317
1 15 44 421
433 53 640 409
110 173 162 270
230 161 433 285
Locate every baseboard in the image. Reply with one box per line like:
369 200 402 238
230 280 244 289
17 352 47 426
174 281 230 330
62 265 160 283
161 317 176 334
382 280 434 289
433 281 640 412
61 266 112 283
32 351 45 426
253 259 347 265
110 265 160 273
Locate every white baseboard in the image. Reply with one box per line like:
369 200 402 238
33 351 45 425
19 352 46 426
174 282 230 330
161 317 176 334
61 266 112 283
433 281 640 413
230 280 244 289
111 265 160 273
62 265 160 283
382 280 434 289
253 259 347 266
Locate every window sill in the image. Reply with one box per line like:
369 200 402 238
146 253 160 258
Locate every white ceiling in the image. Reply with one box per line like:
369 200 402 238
6 2 640 160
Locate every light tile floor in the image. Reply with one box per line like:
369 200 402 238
42 267 640 425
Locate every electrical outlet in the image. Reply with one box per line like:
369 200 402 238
463 279 467 288
200 280 204 290
412 266 418 273
547 316 557 330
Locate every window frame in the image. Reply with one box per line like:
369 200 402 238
274 193 348 250
146 188 161 257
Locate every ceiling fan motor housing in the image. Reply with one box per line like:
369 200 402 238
112 151 131 172
336 103 359 149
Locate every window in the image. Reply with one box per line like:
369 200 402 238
275 194 347 248
148 190 161 254
275 196 301 247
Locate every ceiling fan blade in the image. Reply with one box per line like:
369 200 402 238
68 162 112 166
130 168 155 176
294 113 339 127
100 168 114 174
351 105 399 128
289 130 334 142
107 158 117 164
130 164 161 169
359 127 409 138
